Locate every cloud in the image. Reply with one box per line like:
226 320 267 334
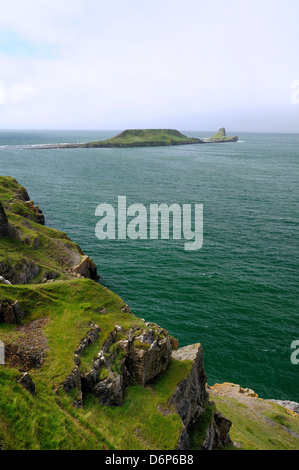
0 0 298 131
0 81 6 104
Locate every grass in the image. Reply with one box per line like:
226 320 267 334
0 279 142 386
212 395 299 450
0 278 194 449
58 358 193 450
0 277 195 450
1 174 298 451
0 368 108 450
189 404 215 450
84 129 202 147
0 176 86 283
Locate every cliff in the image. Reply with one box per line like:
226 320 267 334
208 383 299 450
1 176 298 451
0 175 231 450
0 176 98 284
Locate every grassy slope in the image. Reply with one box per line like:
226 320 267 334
0 175 193 449
0 176 85 283
84 129 202 147
0 279 193 450
211 393 299 450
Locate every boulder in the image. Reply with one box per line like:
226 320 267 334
0 300 25 324
92 374 124 406
72 255 99 281
126 328 172 385
18 372 35 395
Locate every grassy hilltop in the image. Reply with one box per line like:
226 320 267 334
83 129 203 148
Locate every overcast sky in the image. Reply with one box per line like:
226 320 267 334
0 0 298 132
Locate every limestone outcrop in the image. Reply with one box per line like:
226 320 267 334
72 255 99 281
0 259 40 285
171 344 208 429
64 322 173 407
171 344 232 450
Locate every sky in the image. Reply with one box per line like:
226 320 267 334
0 0 298 132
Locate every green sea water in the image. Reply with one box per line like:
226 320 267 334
0 130 298 401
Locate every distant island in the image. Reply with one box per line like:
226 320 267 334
202 128 239 143
29 128 238 149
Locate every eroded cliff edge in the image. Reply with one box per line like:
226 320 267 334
0 175 232 450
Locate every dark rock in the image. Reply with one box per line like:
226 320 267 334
92 374 124 406
0 202 19 239
74 322 100 356
171 344 232 450
212 409 233 447
72 255 99 281
177 426 190 450
0 259 40 284
18 372 35 395
24 200 45 225
63 366 81 392
0 300 25 324
171 344 208 429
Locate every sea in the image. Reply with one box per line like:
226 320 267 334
0 130 298 401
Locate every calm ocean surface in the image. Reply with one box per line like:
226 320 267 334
0 130 298 401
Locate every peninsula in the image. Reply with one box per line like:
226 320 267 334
27 128 238 149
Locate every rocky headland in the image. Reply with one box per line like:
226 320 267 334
0 175 232 450
0 175 298 451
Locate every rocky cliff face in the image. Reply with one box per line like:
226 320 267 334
0 176 233 450
171 344 232 450
61 331 232 449
64 322 174 408
0 176 99 284
0 202 19 239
